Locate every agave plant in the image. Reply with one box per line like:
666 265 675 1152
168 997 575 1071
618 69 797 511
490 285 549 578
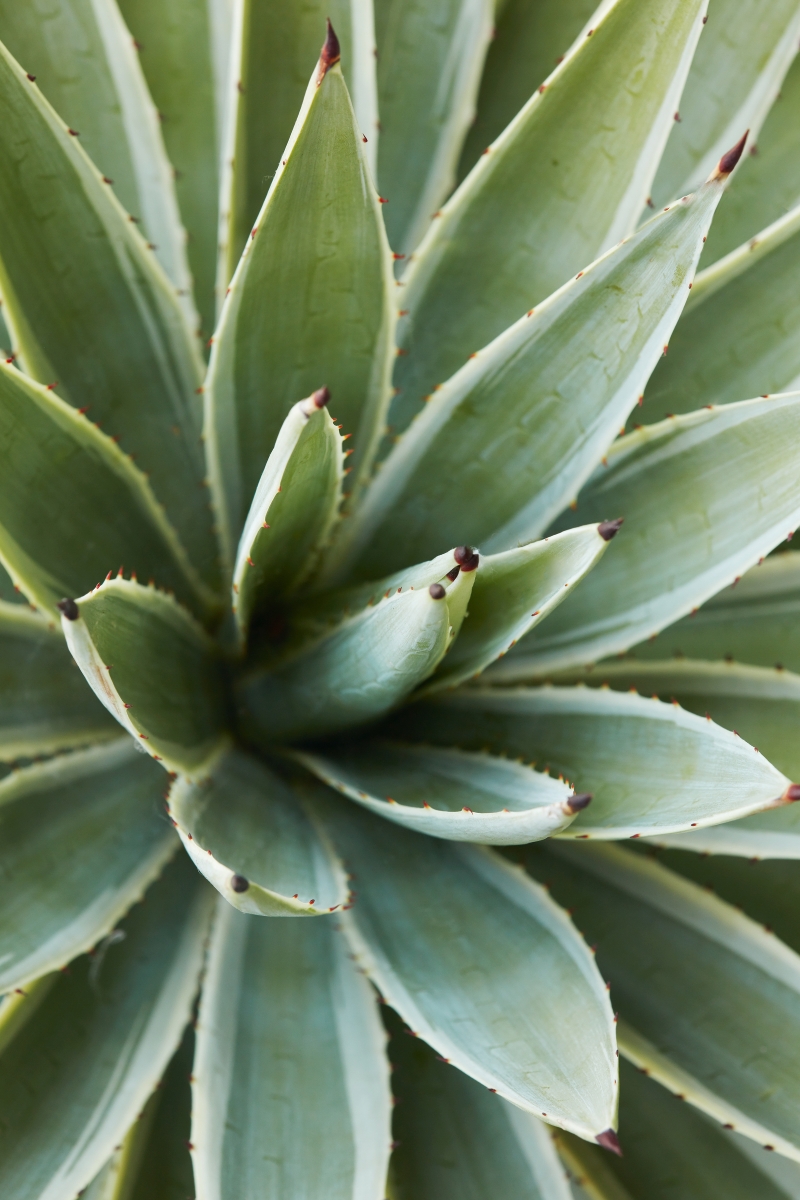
6 0 800 1195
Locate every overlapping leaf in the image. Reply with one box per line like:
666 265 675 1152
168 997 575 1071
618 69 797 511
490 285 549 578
498 395 800 673
0 856 213 1200
207 40 393 566
390 686 794 839
390 0 708 431
169 746 347 915
61 577 228 771
293 740 584 843
309 788 618 1142
192 900 391 1199
342 174 727 580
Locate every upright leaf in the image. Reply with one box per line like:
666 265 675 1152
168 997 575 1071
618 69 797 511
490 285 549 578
236 583 450 744
128 1030 195 1200
169 746 347 915
0 601 116 759
385 1006 573 1200
0 856 213 1200
310 789 618 1143
192 901 392 1199
391 686 794 839
524 841 800 1162
117 0 221 338
0 41 217 582
390 0 708 431
341 172 731 580
61 577 228 772
232 390 343 643
218 1 379 284
499 395 800 674
0 740 175 992
0 361 215 620
374 0 494 256
293 740 585 843
207 31 394 565
650 0 800 206
0 0 197 327
457 0 598 180
642 203 800 422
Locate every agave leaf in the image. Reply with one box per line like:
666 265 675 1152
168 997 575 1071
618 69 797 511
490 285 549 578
374 0 494 257
0 362 215 621
497 395 800 674
61 577 228 772
127 1029 195 1200
218 1 379 284
342 175 727 580
524 841 800 1162
292 740 583 844
207 45 394 568
650 0 800 207
0 740 175 992
191 900 392 1199
559 1059 800 1200
643 203 800 422
0 975 57 1059
555 1129 634 1200
81 1094 160 1200
117 0 221 338
0 0 197 329
169 746 347 915
390 0 709 431
385 1006 573 1200
650 807 800 860
232 392 343 643
0 601 117 759
309 789 618 1142
236 584 450 744
425 525 612 693
457 0 598 181
0 855 213 1199
390 686 794 839
0 38 220 584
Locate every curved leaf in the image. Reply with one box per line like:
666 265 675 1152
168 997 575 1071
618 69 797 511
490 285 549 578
117 0 220 338
374 0 493 256
309 789 618 1142
457 0 597 181
524 841 800 1162
643 202 800 422
237 584 450 744
501 395 800 674
232 393 343 643
426 524 612 692
293 739 582 844
128 1029 195 1200
385 1006 573 1200
390 0 708 432
207 47 394 567
390 686 793 839
0 0 197 328
650 0 800 205
343 176 726 579
0 601 116 759
192 899 392 1199
61 577 228 772
0 39 217 583
169 746 347 915
0 361 214 621
219 1 379 282
0 739 175 992
0 855 213 1200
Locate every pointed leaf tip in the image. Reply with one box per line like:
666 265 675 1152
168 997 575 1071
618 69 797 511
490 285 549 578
713 132 749 179
454 545 480 571
598 519 624 542
317 19 341 81
312 386 331 409
567 792 592 814
596 1128 622 1156
429 583 447 599
56 598 79 621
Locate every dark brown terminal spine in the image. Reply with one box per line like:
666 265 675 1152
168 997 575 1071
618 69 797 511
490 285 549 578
713 131 748 179
598 518 624 542
566 792 592 813
317 19 341 83
57 598 80 621
596 1129 623 1156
